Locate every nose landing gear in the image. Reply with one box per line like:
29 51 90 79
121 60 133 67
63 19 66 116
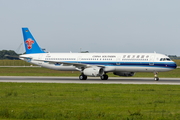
154 72 159 81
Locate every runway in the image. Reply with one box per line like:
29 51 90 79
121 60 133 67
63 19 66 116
0 76 180 85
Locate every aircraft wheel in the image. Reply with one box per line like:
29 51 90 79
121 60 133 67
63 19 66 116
79 75 87 80
154 77 159 81
101 74 108 80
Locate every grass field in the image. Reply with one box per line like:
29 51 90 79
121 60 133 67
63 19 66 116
0 60 180 120
0 67 180 78
0 60 32 66
0 59 179 78
173 60 180 66
0 83 180 120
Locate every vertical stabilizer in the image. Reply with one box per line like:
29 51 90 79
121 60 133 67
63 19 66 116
22 28 45 54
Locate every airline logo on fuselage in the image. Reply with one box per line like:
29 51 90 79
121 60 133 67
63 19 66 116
25 38 34 49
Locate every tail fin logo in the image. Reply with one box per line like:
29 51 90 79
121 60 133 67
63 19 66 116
25 39 34 49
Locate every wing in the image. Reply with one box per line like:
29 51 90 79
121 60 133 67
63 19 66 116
34 59 105 71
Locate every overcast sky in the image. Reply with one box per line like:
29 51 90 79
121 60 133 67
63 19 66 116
0 0 180 55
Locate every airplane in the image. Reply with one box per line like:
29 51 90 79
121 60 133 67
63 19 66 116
19 28 177 81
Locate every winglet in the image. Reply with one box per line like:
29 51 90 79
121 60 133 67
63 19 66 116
22 28 45 54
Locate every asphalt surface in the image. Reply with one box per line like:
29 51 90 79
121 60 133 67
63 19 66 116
0 76 180 85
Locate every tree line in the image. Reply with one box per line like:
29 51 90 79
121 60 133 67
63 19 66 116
0 50 19 60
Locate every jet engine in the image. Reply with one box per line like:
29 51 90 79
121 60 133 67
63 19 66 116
113 72 135 77
83 67 104 77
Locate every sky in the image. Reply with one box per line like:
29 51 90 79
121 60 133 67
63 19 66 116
0 0 180 55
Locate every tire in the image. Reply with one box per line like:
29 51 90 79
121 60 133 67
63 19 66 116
101 75 108 80
79 75 87 80
154 77 159 81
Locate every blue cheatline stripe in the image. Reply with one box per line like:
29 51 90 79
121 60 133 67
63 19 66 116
50 61 176 69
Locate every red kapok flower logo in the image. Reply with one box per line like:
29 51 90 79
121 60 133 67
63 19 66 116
25 39 34 49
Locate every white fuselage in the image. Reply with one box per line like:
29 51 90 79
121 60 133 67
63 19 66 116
20 52 177 73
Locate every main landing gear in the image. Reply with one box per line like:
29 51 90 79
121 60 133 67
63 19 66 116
100 74 108 80
79 74 87 80
154 72 159 81
79 74 109 80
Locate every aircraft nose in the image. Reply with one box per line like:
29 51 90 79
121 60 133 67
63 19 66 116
173 62 177 69
168 61 177 69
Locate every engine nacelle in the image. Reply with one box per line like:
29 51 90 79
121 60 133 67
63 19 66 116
83 67 104 77
113 72 135 77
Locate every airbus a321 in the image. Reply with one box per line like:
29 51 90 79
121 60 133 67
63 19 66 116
20 28 177 81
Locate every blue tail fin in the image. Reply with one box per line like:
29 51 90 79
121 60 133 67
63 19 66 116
22 28 45 54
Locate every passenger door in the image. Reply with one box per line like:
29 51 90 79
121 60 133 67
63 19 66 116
149 55 154 65
116 56 121 65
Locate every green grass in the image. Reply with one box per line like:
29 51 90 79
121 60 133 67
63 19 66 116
0 60 32 66
134 68 180 78
173 60 180 66
0 83 180 120
0 59 179 77
0 60 180 120
0 67 79 76
0 67 180 78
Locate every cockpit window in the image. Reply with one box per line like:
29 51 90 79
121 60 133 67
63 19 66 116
160 58 171 61
166 58 171 61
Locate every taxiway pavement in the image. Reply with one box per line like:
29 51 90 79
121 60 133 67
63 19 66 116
0 76 180 85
